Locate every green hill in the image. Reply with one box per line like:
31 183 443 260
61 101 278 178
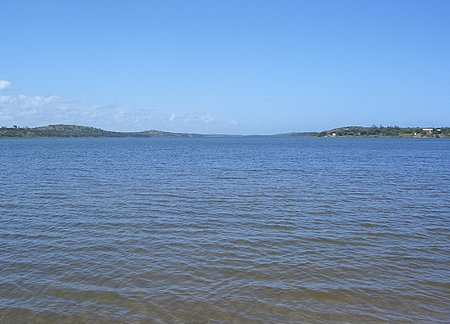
318 126 450 138
0 125 199 138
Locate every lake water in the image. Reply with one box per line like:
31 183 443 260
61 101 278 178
1 137 449 323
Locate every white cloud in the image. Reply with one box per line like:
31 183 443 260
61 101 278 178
0 94 238 133
200 114 215 124
0 80 11 90
0 95 73 125
0 95 61 107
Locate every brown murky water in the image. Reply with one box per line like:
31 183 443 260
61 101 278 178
1 137 449 323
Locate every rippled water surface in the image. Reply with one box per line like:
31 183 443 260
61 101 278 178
1 137 449 323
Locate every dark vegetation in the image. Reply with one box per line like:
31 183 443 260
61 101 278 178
0 125 198 138
1 124 449 138
318 126 450 138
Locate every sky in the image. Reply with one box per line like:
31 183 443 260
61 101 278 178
1 0 450 134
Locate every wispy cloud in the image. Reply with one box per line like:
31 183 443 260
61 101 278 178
0 95 61 107
0 93 238 133
0 80 11 90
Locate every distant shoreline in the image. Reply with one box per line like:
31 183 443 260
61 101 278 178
1 124 449 139
315 126 449 139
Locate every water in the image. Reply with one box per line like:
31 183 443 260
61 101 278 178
1 137 449 323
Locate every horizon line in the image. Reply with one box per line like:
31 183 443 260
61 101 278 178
1 123 449 137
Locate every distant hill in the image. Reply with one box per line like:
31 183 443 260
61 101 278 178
0 125 201 138
2 124 449 139
318 126 450 138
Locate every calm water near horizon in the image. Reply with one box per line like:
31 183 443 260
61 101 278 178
1 137 449 323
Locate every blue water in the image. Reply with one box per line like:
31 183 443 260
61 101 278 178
1 137 449 323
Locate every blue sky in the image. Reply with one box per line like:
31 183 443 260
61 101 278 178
1 0 449 134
